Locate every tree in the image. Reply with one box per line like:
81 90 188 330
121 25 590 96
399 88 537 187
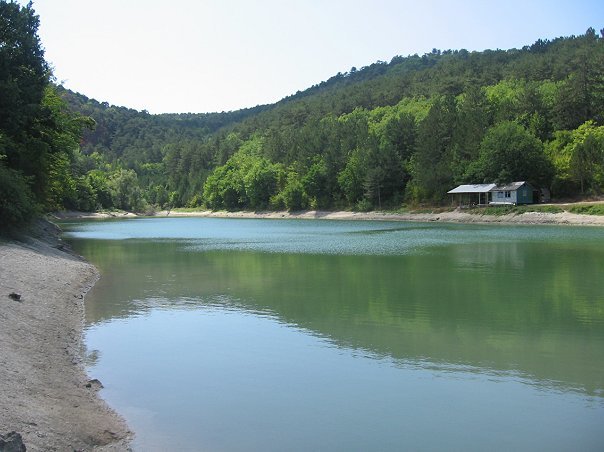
0 1 48 138
301 156 330 209
108 169 146 212
451 86 490 181
338 149 367 204
409 95 457 202
0 163 38 231
86 170 113 208
466 121 553 187
0 1 48 230
202 143 284 211
547 121 604 195
1 2 97 228
279 171 308 211
553 29 604 130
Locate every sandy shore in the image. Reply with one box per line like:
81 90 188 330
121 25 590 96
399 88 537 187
50 202 604 226
148 208 604 226
0 221 131 451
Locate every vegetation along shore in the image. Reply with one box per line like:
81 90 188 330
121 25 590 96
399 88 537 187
1 2 603 232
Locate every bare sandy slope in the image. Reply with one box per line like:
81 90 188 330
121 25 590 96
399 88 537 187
0 223 131 451
151 208 604 226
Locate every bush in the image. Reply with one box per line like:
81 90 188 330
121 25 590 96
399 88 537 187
355 199 373 212
569 204 604 215
0 165 39 233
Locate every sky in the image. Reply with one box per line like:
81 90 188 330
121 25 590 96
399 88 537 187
24 0 604 114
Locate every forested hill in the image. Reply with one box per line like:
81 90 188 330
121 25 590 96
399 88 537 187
2 0 603 230
62 28 604 212
59 88 269 163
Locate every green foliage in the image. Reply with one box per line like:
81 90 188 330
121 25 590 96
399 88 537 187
408 95 457 203
86 170 113 208
338 149 367 204
0 163 38 232
202 144 285 211
0 1 48 138
279 171 308 211
108 169 147 212
301 156 330 208
568 204 604 215
469 204 565 215
466 121 553 187
3 12 600 220
547 121 604 195
521 205 565 214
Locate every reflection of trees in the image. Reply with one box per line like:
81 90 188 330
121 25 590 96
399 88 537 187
71 238 604 397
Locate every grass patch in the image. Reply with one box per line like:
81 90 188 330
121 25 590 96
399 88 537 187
518 205 565 214
568 204 604 215
467 205 565 216
171 207 206 212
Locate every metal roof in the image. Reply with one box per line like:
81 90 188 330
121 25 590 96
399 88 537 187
491 181 530 191
448 181 531 194
447 183 496 194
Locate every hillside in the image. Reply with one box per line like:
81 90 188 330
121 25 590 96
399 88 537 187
57 28 603 213
2 0 602 230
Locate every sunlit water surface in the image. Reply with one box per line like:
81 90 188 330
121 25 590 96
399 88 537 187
62 217 604 451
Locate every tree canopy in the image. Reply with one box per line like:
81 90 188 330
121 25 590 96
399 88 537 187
59 28 602 212
2 1 604 225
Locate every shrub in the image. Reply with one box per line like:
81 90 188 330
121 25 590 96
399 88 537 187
0 165 39 233
569 204 604 215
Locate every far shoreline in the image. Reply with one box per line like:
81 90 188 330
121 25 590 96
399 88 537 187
52 204 604 227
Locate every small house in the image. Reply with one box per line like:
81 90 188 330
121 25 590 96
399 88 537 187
489 181 534 205
448 181 535 206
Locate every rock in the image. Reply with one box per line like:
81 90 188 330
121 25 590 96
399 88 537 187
0 431 26 452
8 293 21 301
85 379 104 390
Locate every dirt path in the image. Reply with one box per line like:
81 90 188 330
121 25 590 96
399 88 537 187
0 222 131 451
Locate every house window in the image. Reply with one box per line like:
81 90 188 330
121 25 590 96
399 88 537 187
505 191 511 198
497 192 504 198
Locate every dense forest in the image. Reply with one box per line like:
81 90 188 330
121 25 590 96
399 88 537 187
1 1 604 232
1 1 91 230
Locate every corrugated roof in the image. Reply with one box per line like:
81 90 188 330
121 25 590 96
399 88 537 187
448 181 532 194
491 181 530 191
447 183 496 194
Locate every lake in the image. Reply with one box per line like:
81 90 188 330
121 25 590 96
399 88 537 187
62 217 604 451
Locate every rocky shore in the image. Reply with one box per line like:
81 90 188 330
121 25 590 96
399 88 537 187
0 221 131 451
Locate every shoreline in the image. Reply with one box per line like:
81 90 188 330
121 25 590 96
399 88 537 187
53 207 604 226
10 205 599 450
0 220 131 451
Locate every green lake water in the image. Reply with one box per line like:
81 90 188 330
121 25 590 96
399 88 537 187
62 217 604 451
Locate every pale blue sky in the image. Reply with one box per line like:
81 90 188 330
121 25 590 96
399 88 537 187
27 0 603 113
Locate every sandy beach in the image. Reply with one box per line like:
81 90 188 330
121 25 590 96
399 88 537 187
50 205 604 226
150 207 604 226
0 221 131 451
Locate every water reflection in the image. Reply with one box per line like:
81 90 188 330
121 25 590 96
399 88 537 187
63 218 604 450
67 227 604 399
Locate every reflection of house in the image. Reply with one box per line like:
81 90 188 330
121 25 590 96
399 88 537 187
448 181 535 206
